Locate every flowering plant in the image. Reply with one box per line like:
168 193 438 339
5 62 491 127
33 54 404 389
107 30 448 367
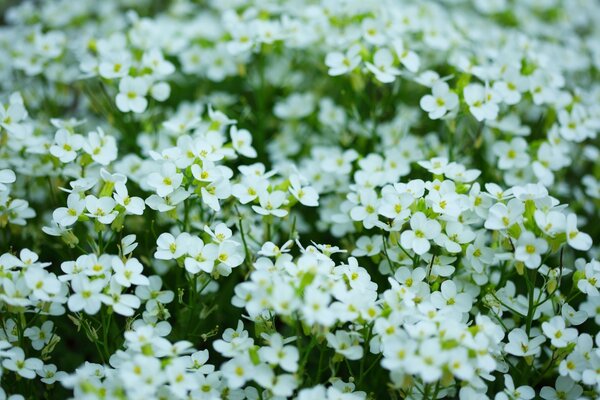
1 0 600 399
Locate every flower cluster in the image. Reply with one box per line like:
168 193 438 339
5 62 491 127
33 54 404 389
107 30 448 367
1 0 600 399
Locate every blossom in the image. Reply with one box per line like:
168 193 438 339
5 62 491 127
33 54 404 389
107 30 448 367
542 317 578 348
493 138 530 170
400 212 441 255
230 126 257 158
565 213 592 251
365 48 401 83
53 193 85 226
325 45 362 76
2 347 43 379
252 190 288 217
463 83 500 121
67 276 105 314
504 329 545 357
111 257 149 287
0 168 16 191
116 76 150 113
147 162 183 197
2 1 600 398
154 232 191 260
326 331 363 360
50 129 84 163
515 231 548 269
84 195 118 224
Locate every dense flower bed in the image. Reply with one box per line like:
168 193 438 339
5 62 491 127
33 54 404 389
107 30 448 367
1 0 600 399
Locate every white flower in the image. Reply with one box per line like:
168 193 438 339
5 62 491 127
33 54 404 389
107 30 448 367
577 260 600 296
2 347 43 379
230 126 257 158
400 212 441 255
392 39 420 72
430 280 472 313
53 193 85 226
252 190 288 217
289 175 318 207
493 68 527 105
50 129 84 163
38 363 67 385
98 52 131 79
113 182 145 215
534 210 565 237
504 328 545 357
221 355 254 389
493 138 530 170
495 374 535 400
352 235 382 257
326 331 363 360
154 232 191 260
350 189 380 229
116 76 150 113
184 237 218 274
301 287 335 327
67 276 105 315
514 231 548 269
112 257 149 287
541 316 578 348
325 45 362 76
484 198 524 230
24 321 54 351
24 268 61 301
463 83 500 121
147 162 183 197
0 168 16 191
204 223 232 243
100 279 141 316
121 234 138 256
142 48 175 77
565 213 592 251
259 333 299 372
83 127 117 166
365 48 401 83
420 82 459 120
561 304 587 326
216 241 245 275
540 376 583 400
85 195 118 224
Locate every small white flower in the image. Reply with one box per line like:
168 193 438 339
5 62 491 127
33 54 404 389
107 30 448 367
504 328 545 357
112 257 149 287
113 182 145 215
400 212 441 255
565 213 592 251
85 195 118 224
116 76 150 113
147 162 183 197
67 275 105 314
2 347 43 379
289 175 318 207
53 193 85 227
252 190 288 217
325 45 362 76
154 232 191 260
463 83 500 121
326 330 363 360
420 81 459 120
230 126 257 158
365 48 401 83
259 333 299 372
514 231 548 269
0 168 16 191
542 316 578 348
